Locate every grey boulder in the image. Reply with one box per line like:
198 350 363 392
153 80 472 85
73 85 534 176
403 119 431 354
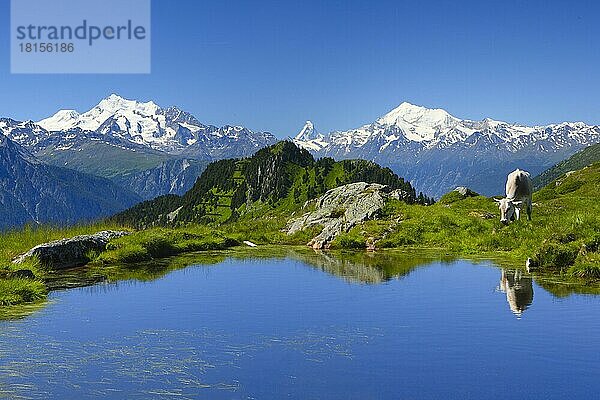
13 230 130 270
285 182 392 249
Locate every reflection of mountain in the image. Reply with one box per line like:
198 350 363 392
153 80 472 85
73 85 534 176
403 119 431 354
289 249 447 284
499 270 534 317
87 248 448 287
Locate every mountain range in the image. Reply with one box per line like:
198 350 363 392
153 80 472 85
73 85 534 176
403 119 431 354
293 102 600 196
1 94 277 200
2 95 599 229
36 94 276 157
0 94 278 228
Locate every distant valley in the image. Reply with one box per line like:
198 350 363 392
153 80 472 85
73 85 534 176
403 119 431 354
0 134 140 229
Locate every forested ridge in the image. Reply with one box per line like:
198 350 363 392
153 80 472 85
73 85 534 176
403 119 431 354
112 141 433 227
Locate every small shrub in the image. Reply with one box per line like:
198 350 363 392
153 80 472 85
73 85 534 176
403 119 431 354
533 242 579 269
568 252 600 279
333 233 366 249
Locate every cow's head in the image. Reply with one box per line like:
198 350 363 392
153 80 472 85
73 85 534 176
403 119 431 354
494 198 522 225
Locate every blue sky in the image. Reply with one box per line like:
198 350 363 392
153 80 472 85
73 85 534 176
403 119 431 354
1 0 599 137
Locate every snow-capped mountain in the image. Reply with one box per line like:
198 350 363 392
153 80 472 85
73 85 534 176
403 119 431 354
294 102 600 196
0 118 52 148
37 94 277 155
293 121 328 151
0 94 278 200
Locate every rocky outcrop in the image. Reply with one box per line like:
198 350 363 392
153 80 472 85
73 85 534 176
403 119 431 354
13 230 130 270
285 182 401 249
454 186 479 197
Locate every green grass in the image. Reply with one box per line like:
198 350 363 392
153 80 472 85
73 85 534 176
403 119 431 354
95 226 239 265
0 278 47 307
0 224 240 308
0 222 127 309
0 222 128 266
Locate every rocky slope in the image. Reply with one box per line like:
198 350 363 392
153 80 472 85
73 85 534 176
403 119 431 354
0 135 141 229
114 158 208 200
293 103 600 197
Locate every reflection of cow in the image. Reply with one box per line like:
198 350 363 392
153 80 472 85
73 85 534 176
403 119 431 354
495 169 533 224
499 269 533 317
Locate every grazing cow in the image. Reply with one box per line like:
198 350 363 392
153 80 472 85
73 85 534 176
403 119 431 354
495 169 533 224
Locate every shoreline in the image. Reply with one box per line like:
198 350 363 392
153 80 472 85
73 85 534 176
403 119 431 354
2 244 598 320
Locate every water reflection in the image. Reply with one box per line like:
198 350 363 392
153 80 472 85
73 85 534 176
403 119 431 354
288 249 448 284
498 269 534 317
4 247 597 323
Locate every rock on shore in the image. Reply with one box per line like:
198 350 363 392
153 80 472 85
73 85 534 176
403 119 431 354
13 230 130 270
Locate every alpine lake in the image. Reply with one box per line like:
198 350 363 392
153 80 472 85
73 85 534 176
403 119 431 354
1 247 599 399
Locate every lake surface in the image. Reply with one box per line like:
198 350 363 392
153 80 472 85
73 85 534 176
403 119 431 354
1 250 599 399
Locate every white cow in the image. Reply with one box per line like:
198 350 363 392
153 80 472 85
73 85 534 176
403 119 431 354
495 169 533 224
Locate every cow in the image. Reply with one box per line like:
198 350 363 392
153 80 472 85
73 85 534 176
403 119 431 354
494 169 533 225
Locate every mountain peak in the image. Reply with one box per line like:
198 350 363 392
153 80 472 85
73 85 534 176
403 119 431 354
397 101 427 111
292 120 329 152
295 120 317 141
37 109 80 131
97 94 159 112
378 102 457 127
373 102 460 142
106 93 125 101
